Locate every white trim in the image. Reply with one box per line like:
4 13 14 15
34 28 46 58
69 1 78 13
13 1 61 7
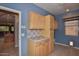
19 12 21 56
0 6 21 56
74 47 79 49
55 42 79 50
0 6 20 13
55 42 68 47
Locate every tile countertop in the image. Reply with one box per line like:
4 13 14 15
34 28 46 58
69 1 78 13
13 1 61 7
29 37 49 43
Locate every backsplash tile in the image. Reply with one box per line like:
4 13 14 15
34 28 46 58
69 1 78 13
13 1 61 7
27 30 43 39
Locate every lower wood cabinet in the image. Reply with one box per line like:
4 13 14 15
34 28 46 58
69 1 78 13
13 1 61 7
28 39 51 56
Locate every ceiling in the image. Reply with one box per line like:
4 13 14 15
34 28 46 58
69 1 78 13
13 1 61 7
35 3 79 15
0 10 15 25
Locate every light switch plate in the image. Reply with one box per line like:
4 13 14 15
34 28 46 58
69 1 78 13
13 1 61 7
21 33 25 37
21 25 26 29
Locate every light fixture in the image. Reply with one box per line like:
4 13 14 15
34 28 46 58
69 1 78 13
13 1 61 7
66 9 70 12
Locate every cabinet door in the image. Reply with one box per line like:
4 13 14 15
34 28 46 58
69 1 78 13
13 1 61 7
34 42 44 56
50 15 58 30
35 41 49 56
28 39 35 56
54 20 58 29
29 12 45 29
50 31 54 51
45 15 55 30
46 15 57 30
34 43 41 56
43 41 49 55
50 16 55 30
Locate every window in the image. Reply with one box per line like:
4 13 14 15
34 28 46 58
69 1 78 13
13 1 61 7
64 16 79 36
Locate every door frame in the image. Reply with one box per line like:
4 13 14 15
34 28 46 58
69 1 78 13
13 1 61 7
0 6 21 56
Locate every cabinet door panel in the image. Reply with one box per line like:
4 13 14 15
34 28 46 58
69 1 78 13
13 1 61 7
43 41 49 55
28 39 35 55
50 16 55 30
29 12 45 29
50 16 58 30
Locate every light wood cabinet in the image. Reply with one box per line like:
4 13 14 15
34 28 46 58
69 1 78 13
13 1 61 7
29 12 57 30
54 20 58 29
29 12 45 29
45 15 57 30
44 15 55 54
28 39 49 56
28 12 57 56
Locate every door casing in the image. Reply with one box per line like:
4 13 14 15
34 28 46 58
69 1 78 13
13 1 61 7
0 6 21 56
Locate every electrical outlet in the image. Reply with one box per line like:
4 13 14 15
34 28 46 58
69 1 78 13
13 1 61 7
69 41 73 46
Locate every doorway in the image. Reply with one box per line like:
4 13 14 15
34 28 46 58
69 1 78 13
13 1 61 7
0 6 21 56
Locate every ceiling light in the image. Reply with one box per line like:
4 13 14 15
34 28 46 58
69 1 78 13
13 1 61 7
66 9 70 12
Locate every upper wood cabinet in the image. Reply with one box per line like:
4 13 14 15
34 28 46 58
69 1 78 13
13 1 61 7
29 12 57 30
29 12 45 29
45 15 57 30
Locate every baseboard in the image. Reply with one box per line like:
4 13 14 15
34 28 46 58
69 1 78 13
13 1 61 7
74 47 79 49
55 42 69 47
55 42 79 50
